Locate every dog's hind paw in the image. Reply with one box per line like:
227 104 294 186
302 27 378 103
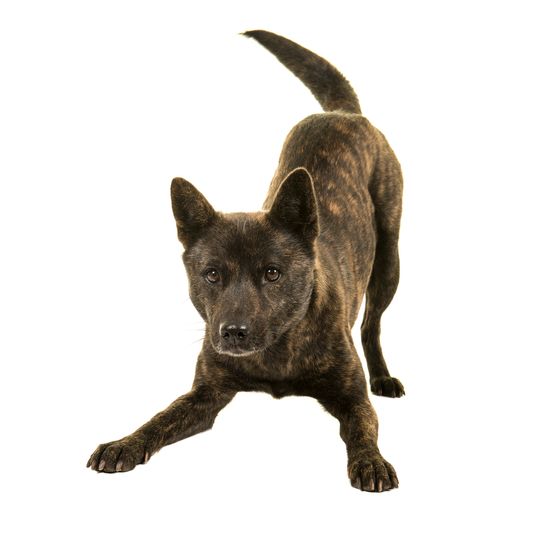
370 376 405 398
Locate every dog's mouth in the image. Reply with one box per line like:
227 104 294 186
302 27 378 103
212 342 266 358
209 327 269 358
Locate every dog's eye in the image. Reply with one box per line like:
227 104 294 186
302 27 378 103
264 266 281 282
205 268 220 284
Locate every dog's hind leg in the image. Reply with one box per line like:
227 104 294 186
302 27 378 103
361 144 405 398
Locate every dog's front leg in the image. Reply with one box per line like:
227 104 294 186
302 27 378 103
319 394 399 492
87 384 235 473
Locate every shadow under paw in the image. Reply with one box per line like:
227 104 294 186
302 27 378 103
371 376 405 398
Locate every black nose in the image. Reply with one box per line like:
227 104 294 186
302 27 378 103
220 324 249 346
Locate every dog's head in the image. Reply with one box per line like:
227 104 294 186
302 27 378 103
171 168 319 357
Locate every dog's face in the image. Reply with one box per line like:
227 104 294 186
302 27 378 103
171 168 319 357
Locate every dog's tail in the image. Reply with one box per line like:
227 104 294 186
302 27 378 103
243 30 361 115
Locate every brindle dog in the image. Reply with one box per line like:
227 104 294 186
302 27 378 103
88 30 405 492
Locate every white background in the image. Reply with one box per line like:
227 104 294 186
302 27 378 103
1 1 543 542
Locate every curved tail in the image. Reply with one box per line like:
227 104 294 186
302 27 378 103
243 30 361 114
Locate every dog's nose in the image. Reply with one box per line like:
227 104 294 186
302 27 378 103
220 324 249 346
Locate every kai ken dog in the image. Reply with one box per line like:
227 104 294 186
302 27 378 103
88 30 405 492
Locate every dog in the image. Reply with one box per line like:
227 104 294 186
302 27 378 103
88 30 405 492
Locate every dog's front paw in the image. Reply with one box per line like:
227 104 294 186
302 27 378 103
87 434 151 473
349 452 399 492
371 376 405 398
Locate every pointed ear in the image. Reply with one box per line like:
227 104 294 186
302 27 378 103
171 177 217 247
267 167 319 244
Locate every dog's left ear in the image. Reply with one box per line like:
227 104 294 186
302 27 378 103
171 177 217 248
267 167 319 244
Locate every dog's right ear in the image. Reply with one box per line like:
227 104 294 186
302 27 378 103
171 178 217 248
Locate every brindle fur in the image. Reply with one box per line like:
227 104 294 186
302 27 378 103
88 30 405 492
